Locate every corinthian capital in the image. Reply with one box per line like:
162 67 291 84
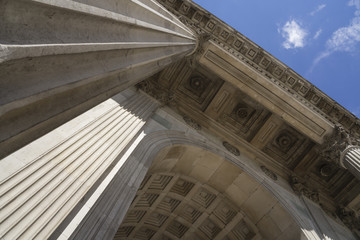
320 124 360 167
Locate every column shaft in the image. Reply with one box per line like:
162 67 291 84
342 146 360 181
0 0 196 158
0 90 158 239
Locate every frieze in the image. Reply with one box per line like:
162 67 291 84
158 0 360 137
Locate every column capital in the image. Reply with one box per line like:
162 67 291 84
340 145 360 168
320 124 360 168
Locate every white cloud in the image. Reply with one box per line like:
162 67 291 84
312 1 360 68
310 4 327 16
326 17 360 52
314 29 322 39
348 0 360 9
313 51 330 66
279 20 308 49
348 0 360 15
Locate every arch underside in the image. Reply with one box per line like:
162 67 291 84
115 145 302 240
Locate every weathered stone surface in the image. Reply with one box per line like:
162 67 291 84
0 0 196 158
0 89 158 239
1 0 360 239
342 146 360 181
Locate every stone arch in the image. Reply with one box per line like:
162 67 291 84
115 144 303 239
68 129 317 239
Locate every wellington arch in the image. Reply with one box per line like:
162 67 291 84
1 0 360 239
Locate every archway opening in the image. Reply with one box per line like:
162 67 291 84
115 145 303 239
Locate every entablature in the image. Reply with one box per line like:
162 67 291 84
158 0 360 142
150 0 360 233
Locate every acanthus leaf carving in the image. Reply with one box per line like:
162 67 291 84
137 80 175 106
158 0 360 137
289 175 319 203
337 207 360 231
319 124 360 166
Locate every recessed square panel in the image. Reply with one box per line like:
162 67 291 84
247 49 256 57
207 21 216 30
233 39 243 49
262 126 307 164
212 85 271 141
175 67 224 111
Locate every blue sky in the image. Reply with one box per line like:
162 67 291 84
193 0 360 118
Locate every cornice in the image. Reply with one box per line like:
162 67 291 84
158 0 360 137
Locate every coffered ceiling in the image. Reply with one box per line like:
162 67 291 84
116 145 302 239
137 54 360 229
136 0 360 233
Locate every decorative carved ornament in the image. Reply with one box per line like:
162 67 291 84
117 173 258 239
222 141 240 156
320 124 360 167
260 166 277 181
137 80 174 106
319 163 336 177
337 207 360 231
159 0 360 136
183 116 201 130
289 175 319 203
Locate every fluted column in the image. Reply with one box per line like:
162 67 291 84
341 146 360 180
0 90 159 239
321 125 360 181
0 0 197 158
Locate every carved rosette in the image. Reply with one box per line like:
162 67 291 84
159 0 360 141
222 142 240 156
319 163 336 177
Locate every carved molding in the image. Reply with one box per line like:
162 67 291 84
116 173 259 239
183 116 201 130
337 207 360 231
320 124 360 167
137 80 175 106
222 141 240 156
158 0 360 137
289 175 319 203
260 166 277 181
